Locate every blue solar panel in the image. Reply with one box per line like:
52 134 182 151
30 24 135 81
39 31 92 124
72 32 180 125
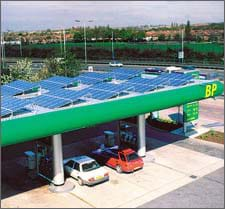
6 80 38 90
1 96 31 116
121 82 156 93
170 79 189 86
1 85 22 96
126 77 155 85
36 80 65 90
111 68 142 75
2 80 39 96
81 72 110 80
77 88 117 100
106 72 134 80
30 94 72 109
1 107 12 117
133 85 156 93
147 73 193 87
90 82 129 93
158 73 193 81
73 76 101 85
46 76 74 85
47 88 87 103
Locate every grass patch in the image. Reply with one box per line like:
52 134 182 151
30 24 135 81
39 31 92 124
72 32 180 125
197 130 224 144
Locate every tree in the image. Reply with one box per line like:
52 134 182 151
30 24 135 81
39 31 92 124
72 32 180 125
174 33 181 41
8 58 39 82
73 30 83 42
185 20 192 41
158 34 166 41
134 31 145 42
39 52 82 78
208 34 218 42
1 74 13 84
167 34 172 41
196 35 203 42
63 51 82 77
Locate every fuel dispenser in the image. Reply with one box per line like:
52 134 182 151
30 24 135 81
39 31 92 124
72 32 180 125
119 122 137 150
36 138 53 182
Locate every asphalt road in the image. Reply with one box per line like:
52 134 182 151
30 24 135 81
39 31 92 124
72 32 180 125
138 167 224 208
91 63 224 80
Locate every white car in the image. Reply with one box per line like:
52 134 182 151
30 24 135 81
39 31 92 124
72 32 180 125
109 61 123 67
64 155 109 186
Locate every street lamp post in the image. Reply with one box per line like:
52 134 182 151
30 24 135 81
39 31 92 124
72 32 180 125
181 28 184 63
1 32 6 68
75 20 93 67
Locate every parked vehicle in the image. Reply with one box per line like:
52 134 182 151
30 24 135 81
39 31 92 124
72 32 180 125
144 67 165 75
64 155 109 186
92 146 144 173
109 61 123 67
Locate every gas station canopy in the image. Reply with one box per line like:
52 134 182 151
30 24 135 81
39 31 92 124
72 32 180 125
1 69 224 146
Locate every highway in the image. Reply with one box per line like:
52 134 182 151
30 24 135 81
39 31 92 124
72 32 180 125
3 58 224 80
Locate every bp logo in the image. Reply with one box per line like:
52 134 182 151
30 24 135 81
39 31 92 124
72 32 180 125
205 84 217 98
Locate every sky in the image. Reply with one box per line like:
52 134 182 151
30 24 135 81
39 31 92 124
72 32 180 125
1 1 224 32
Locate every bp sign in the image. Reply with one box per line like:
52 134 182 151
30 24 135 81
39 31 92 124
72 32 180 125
183 102 199 122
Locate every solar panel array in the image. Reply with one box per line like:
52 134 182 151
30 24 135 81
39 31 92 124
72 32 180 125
1 80 39 96
73 76 101 85
36 80 67 90
1 70 194 118
1 96 31 117
45 76 74 85
29 94 72 109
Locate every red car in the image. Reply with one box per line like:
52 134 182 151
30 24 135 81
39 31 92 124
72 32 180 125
92 146 144 173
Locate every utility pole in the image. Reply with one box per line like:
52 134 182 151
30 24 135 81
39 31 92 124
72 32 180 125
112 31 115 60
59 31 63 57
63 29 66 58
1 32 5 68
75 19 93 68
63 29 67 75
83 22 87 66
19 38 22 57
181 28 184 63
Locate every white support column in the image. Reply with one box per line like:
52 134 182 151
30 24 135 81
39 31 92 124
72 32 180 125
52 134 64 186
137 114 146 157
49 134 75 193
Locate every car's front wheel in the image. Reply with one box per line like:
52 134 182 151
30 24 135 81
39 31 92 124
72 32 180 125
78 177 84 186
116 165 122 173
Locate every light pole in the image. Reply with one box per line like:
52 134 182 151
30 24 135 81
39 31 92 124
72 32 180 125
181 28 184 63
19 37 22 57
63 29 66 58
1 32 6 68
75 20 93 67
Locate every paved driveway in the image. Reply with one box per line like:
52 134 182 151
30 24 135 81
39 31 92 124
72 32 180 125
139 167 224 208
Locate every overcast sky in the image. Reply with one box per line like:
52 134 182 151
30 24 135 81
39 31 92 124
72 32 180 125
1 1 224 32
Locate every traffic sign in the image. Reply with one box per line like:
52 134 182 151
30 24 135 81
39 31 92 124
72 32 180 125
178 51 184 59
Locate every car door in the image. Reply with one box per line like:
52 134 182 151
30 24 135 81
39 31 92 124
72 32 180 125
107 152 118 168
118 153 127 170
64 160 75 176
71 162 80 179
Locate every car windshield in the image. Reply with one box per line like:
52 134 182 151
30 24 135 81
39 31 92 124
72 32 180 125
127 152 139 162
82 161 100 172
